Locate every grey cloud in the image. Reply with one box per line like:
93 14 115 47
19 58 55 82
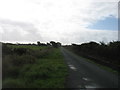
0 19 42 42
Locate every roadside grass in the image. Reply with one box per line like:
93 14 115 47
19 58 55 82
3 45 68 88
84 58 119 74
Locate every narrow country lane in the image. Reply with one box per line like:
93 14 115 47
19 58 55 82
61 47 118 89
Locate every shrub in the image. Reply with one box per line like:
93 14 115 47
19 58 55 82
12 48 27 55
3 78 25 88
2 44 12 56
2 55 20 79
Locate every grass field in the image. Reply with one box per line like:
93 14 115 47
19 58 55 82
3 44 68 88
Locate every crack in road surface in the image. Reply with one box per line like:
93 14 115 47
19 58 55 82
61 47 118 89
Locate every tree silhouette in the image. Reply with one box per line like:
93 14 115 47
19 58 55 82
50 41 61 48
37 41 41 46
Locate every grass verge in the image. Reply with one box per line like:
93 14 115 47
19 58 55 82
3 45 68 88
85 58 119 74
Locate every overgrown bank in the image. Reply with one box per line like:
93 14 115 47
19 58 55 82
64 41 120 72
2 44 68 88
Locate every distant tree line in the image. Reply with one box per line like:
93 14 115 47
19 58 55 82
65 41 120 70
2 41 61 58
2 41 62 57
1 41 61 48
37 41 61 48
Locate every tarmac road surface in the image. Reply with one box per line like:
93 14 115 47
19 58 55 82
61 47 118 89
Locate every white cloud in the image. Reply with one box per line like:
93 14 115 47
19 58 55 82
0 0 118 44
0 19 42 43
40 28 118 45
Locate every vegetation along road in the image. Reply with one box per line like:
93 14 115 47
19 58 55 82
2 43 68 88
61 47 118 88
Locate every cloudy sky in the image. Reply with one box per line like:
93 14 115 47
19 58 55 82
0 0 119 45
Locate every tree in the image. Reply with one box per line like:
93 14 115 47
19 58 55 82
37 41 41 46
50 41 61 48
47 43 51 46
57 42 61 47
